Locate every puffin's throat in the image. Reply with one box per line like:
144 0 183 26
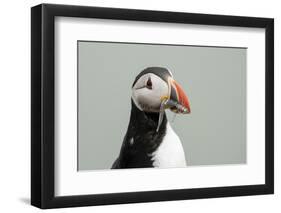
129 99 167 132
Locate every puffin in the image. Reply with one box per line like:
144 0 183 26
112 67 191 169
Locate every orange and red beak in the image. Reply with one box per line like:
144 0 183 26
168 78 191 114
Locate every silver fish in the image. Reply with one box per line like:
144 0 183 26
156 99 188 132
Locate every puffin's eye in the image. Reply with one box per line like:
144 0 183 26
146 77 152 89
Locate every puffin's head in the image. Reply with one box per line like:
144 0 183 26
132 67 190 114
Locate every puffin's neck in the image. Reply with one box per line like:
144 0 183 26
129 99 167 133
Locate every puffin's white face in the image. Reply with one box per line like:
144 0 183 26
131 67 191 114
132 73 169 112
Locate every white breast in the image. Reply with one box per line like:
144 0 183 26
151 123 187 168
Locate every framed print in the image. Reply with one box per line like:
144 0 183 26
31 3 274 209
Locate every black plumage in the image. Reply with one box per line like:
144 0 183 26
132 67 171 87
111 100 167 169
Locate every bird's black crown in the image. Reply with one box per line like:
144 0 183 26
132 67 172 87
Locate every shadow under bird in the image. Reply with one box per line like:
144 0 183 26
112 67 191 169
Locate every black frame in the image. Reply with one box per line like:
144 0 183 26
31 3 274 209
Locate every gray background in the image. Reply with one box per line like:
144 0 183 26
78 41 246 170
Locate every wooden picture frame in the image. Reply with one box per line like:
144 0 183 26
31 3 274 209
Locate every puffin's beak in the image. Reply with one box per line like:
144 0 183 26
168 78 191 114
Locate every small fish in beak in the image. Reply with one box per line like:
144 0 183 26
168 78 191 114
156 78 191 132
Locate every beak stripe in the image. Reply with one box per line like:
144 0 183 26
172 80 191 113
